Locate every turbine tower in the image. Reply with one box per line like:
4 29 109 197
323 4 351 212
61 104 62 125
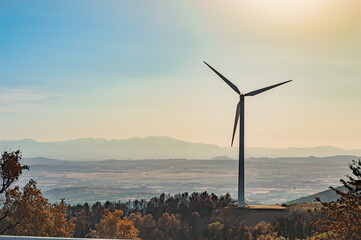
204 61 292 208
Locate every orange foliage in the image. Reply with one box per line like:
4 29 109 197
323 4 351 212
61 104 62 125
0 150 29 195
253 221 277 239
4 179 75 237
94 208 138 239
0 150 29 234
129 212 156 239
51 200 76 237
310 160 361 239
153 212 190 240
207 221 226 240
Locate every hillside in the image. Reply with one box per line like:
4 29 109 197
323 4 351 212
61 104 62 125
287 186 346 204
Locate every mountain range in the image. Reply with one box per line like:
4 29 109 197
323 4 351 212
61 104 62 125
1 136 360 160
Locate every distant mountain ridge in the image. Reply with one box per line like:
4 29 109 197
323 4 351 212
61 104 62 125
1 136 360 160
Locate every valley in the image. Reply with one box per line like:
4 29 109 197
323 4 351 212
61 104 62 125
18 155 358 205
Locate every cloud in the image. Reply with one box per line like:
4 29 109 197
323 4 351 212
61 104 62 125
0 88 62 112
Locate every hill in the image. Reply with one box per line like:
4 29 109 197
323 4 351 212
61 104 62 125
287 186 346 204
1 136 361 160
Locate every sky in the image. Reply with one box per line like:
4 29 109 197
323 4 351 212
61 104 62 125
0 0 360 149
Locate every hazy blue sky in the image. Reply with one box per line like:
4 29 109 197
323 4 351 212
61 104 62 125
0 0 360 148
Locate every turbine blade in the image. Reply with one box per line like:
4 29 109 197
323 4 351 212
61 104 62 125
204 61 241 94
231 101 241 146
245 80 292 96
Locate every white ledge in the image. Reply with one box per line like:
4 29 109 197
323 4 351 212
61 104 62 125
0 236 128 240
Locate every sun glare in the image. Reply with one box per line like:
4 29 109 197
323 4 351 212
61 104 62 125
247 0 327 13
234 0 332 24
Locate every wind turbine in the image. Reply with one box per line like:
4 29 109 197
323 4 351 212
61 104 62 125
204 61 292 208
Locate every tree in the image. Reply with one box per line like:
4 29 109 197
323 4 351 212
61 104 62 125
186 211 203 237
0 150 29 233
206 221 226 240
0 150 29 196
129 212 156 239
154 212 182 240
73 203 91 238
93 208 138 239
225 220 252 240
310 159 361 239
252 221 280 240
3 179 75 237
50 199 75 237
273 215 315 239
218 193 232 208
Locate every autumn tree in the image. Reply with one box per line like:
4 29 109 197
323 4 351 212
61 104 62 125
225 220 252 240
205 221 227 240
310 159 361 239
50 199 75 237
3 179 75 237
153 212 181 240
129 212 156 239
0 150 29 196
93 208 138 239
0 150 29 233
4 179 52 236
252 221 281 240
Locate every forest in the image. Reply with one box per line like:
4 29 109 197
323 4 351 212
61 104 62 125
0 150 360 239
66 192 316 239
